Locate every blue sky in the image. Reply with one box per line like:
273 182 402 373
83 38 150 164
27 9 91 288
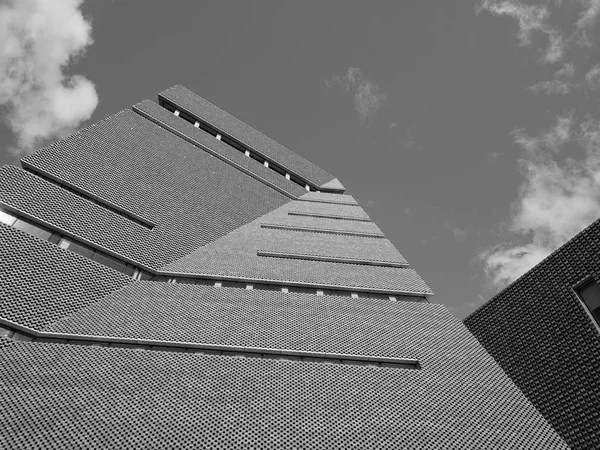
1 0 599 318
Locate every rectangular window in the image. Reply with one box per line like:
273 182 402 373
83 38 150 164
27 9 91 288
0 209 17 226
220 135 247 153
92 252 128 272
221 280 247 289
151 276 169 282
13 218 52 241
323 289 352 297
269 163 287 176
287 286 316 294
249 152 264 164
252 283 283 292
59 238 94 259
576 279 600 326
48 232 62 245
359 292 392 301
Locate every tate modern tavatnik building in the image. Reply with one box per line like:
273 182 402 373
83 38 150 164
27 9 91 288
0 85 567 448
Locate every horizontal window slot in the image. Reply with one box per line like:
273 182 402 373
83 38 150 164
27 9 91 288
260 223 384 238
1 207 150 280
0 322 419 370
176 110 197 126
269 163 287 176
298 198 358 206
248 152 265 164
22 167 154 230
257 250 408 268
160 99 321 193
220 134 247 153
288 211 371 222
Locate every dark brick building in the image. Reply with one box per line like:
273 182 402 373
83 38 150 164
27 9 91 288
465 221 600 450
0 85 567 448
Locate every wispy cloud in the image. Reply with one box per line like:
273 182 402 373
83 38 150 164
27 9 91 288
584 63 600 90
326 67 387 126
478 1 600 289
555 62 576 79
528 62 600 95
447 224 468 242
528 79 573 95
512 112 573 151
575 0 600 44
0 0 98 155
482 114 600 287
477 0 565 63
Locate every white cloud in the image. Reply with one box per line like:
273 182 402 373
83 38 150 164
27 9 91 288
477 0 565 63
512 112 573 151
326 67 387 126
544 31 566 63
477 0 549 44
575 0 600 42
447 224 468 242
555 62 575 78
482 115 600 287
0 0 98 155
528 79 573 95
584 63 600 90
528 64 577 95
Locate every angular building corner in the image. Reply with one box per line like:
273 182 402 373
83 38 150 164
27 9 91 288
464 221 600 450
0 85 568 448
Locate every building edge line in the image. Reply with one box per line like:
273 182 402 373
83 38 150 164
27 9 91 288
0 317 420 368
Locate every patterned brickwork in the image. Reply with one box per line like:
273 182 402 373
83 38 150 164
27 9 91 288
464 218 600 450
300 191 358 204
0 165 155 263
0 337 14 349
0 224 132 330
133 100 307 199
285 200 369 219
48 282 428 356
266 212 382 235
162 201 427 293
19 109 289 269
159 85 337 188
0 325 568 448
0 85 571 448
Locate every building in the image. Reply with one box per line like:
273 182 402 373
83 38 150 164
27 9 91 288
0 85 567 448
464 220 600 450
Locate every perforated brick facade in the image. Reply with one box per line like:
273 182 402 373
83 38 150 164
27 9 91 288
464 219 600 450
0 85 568 448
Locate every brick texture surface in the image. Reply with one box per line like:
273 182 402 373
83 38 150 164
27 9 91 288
464 218 600 450
19 109 289 269
0 224 132 330
48 282 430 356
0 85 571 449
162 201 425 293
0 327 568 449
286 201 369 219
133 100 307 198
159 85 337 188
300 191 358 204
0 337 14 349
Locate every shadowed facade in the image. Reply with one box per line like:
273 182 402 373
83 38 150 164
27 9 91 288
465 221 600 450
